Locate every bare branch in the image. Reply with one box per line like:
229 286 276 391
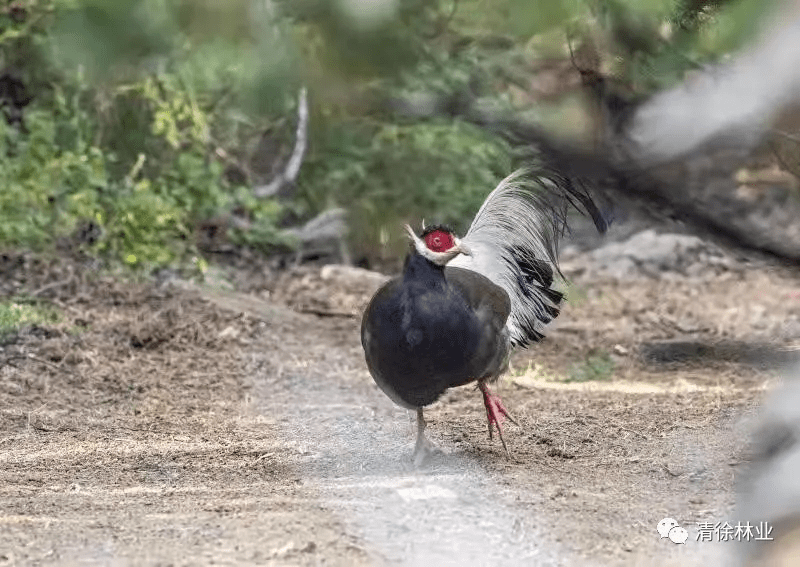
282 207 347 244
254 86 309 198
283 87 309 184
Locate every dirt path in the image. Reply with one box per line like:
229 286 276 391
249 305 567 566
1 253 798 565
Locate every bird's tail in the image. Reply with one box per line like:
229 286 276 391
448 167 611 347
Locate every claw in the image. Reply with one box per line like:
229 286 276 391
479 383 519 455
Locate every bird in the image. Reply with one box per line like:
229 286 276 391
361 169 609 463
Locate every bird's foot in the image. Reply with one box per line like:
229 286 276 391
412 408 440 467
412 433 439 468
479 383 519 454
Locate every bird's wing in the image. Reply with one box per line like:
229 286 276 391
444 266 511 325
448 169 608 347
444 266 512 381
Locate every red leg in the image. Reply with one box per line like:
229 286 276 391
479 382 519 454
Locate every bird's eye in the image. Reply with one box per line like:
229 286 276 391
433 237 441 247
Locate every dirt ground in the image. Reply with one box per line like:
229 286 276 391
1 248 799 566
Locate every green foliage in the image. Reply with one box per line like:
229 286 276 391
693 0 778 55
50 0 298 89
0 299 61 342
51 0 178 77
0 101 197 266
97 181 189 267
502 0 575 38
593 0 777 92
455 0 579 37
299 119 511 259
561 281 589 306
227 189 289 252
0 0 783 269
0 107 103 247
0 0 290 268
567 349 615 382
283 0 442 76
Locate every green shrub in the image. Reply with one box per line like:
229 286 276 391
0 1 293 268
298 119 511 261
0 0 778 270
0 299 61 341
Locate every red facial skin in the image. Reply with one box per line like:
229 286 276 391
423 229 455 252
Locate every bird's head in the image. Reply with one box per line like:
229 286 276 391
404 223 471 266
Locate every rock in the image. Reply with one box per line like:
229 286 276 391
587 229 721 278
320 264 390 294
203 266 236 291
271 265 391 318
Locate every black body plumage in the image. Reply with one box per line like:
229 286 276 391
361 252 511 409
361 173 609 457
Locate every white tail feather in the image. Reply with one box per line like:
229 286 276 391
448 169 574 346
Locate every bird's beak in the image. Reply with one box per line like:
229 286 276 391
404 224 469 264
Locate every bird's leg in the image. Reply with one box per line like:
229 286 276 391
479 382 519 454
412 408 436 467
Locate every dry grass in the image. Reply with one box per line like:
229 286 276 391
0 252 368 566
0 250 798 565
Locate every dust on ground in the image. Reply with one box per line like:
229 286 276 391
0 248 798 565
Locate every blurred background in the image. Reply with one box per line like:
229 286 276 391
1 0 794 273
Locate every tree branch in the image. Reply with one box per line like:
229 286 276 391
254 86 309 199
282 207 347 244
384 83 800 268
